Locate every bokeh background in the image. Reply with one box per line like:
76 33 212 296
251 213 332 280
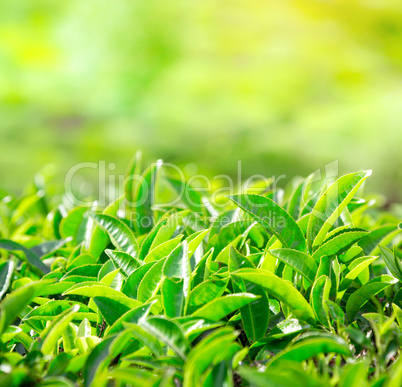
1 0 401 201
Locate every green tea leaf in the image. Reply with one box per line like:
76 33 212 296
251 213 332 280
143 235 182 263
139 316 189 360
269 248 317 283
229 247 268 342
287 178 305 220
87 196 124 258
163 242 190 300
0 261 14 299
191 293 259 322
269 335 351 366
228 194 307 252
40 305 80 355
359 225 401 255
133 160 162 234
312 229 369 261
60 207 87 242
105 249 142 278
89 213 138 257
107 367 157 387
149 210 190 250
93 297 132 325
307 171 372 249
346 275 398 320
338 256 378 300
137 218 168 261
23 300 94 323
125 150 142 211
67 253 97 270
0 279 54 335
379 245 402 282
62 264 102 280
137 258 167 302
162 277 185 318
187 228 210 258
310 275 331 327
83 336 114 387
106 302 154 337
187 279 229 315
231 269 316 324
0 239 50 274
122 261 157 299
183 329 240 387
64 284 141 311
31 239 69 259
123 322 163 357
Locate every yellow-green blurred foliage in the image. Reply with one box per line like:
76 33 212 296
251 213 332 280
1 1 401 200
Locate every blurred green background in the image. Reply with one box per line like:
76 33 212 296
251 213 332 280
1 0 401 201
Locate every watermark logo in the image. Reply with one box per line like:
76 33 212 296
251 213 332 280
64 159 342 228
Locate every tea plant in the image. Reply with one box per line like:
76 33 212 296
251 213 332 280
0 153 401 386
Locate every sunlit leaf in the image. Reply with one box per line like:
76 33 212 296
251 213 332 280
89 213 139 257
228 194 307 252
231 269 316 324
307 171 372 249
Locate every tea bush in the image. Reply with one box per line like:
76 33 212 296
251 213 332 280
0 153 401 386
